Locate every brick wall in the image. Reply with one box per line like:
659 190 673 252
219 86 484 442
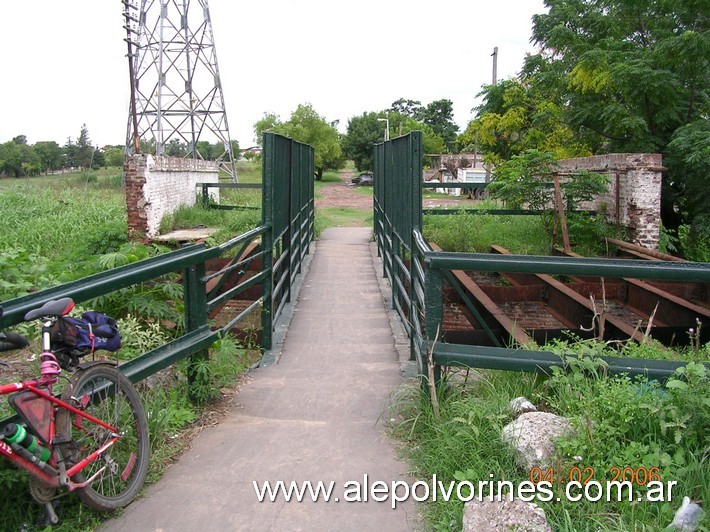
124 154 220 238
557 153 664 249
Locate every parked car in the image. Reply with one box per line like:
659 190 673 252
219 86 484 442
352 173 373 186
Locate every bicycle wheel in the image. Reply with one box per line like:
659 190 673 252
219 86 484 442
58 364 149 511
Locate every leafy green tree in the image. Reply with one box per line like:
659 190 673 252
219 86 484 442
253 112 281 145
254 105 343 180
0 140 23 177
92 147 106 168
489 149 609 239
342 112 388 171
63 137 76 169
665 120 710 259
342 111 446 171
230 139 240 160
164 139 187 157
461 79 592 165
390 98 423 119
526 0 709 234
0 138 40 177
421 99 459 153
33 141 63 174
74 124 94 169
103 145 125 167
195 141 214 160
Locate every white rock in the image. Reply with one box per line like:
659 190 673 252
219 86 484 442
462 497 551 532
510 396 537 415
502 411 572 470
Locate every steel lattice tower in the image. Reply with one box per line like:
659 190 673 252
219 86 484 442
122 0 237 181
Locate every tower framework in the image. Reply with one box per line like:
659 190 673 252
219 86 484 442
123 0 237 181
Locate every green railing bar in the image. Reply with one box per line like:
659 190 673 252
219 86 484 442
424 251 710 281
200 182 264 189
206 270 269 313
422 182 487 189
202 250 264 285
442 270 503 348
433 343 710 381
423 209 596 216
0 244 216 329
215 225 267 254
120 325 218 383
208 205 261 211
221 298 263 333
272 267 290 302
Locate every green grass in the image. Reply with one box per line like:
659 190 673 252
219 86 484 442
315 207 372 235
352 185 374 197
423 203 625 257
234 160 261 183
0 170 262 529
393 350 709 531
424 211 550 254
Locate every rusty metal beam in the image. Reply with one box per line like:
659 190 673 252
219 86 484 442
431 242 533 346
491 245 648 342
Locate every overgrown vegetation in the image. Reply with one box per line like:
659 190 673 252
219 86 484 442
0 334 255 531
392 342 709 531
0 169 263 529
423 202 624 257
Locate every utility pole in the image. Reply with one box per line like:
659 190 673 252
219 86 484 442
491 46 498 85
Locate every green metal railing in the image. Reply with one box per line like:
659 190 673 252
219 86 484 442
0 132 314 401
374 133 710 383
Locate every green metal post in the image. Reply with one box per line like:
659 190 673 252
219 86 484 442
423 267 444 385
409 132 422 362
201 183 209 208
261 133 274 351
184 262 209 403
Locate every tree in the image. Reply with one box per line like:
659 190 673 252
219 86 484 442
488 149 609 240
103 145 125 167
420 99 459 153
254 105 343 180
665 120 710 259
33 141 63 174
92 147 106 168
342 112 446 172
164 139 187 157
525 0 709 234
342 112 386 171
0 140 23 177
0 137 41 177
460 79 592 166
390 98 423 119
74 124 94 169
253 112 281 145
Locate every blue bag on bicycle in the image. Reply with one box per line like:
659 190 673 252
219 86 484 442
50 311 121 355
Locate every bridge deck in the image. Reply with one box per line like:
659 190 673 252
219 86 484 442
102 227 416 531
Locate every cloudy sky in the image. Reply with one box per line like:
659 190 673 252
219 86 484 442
0 0 546 149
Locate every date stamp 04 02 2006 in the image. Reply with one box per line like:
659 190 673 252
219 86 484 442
529 466 679 502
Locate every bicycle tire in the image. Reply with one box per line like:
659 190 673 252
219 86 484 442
58 364 149 512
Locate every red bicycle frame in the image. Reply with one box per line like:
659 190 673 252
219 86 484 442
0 367 121 491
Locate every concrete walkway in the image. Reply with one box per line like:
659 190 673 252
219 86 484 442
103 227 417 531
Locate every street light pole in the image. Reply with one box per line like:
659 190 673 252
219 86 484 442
377 118 390 141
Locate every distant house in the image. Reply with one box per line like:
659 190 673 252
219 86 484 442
240 146 263 159
424 153 492 197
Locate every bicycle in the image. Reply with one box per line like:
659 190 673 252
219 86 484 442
0 297 149 525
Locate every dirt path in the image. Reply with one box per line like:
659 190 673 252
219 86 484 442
315 170 372 210
315 169 478 210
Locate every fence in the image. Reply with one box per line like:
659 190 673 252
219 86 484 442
374 132 710 383
0 132 314 402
